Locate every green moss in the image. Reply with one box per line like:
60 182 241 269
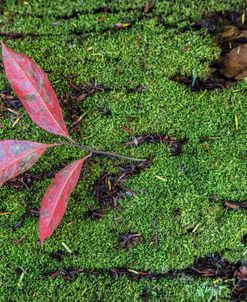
0 1 247 301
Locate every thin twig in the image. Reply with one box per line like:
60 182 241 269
58 141 146 162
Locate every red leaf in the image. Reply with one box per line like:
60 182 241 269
38 158 85 245
0 140 52 186
1 42 69 138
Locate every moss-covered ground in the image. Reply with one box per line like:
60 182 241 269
0 0 247 301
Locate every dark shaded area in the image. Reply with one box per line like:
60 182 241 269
1 0 211 49
241 234 247 244
85 157 153 219
193 11 247 35
0 87 23 127
69 18 136 37
0 31 38 39
46 266 173 281
49 4 148 20
0 87 22 110
170 74 233 91
0 0 5 15
44 253 247 301
172 10 247 91
0 3 195 43
50 249 79 262
51 250 67 262
0 31 64 40
123 134 188 156
6 171 53 190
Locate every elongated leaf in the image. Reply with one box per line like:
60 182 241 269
0 140 52 186
38 158 85 245
1 43 69 138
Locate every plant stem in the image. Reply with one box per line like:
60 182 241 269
58 142 146 162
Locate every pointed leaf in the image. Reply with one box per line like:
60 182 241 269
38 158 85 245
0 140 52 186
1 43 69 138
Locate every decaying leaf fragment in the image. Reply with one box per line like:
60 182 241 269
224 200 247 210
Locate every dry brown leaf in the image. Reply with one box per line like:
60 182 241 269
219 44 247 79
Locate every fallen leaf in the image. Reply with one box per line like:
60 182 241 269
219 44 247 79
1 43 69 138
121 126 133 133
38 158 86 246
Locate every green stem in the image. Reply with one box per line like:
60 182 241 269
58 141 146 162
